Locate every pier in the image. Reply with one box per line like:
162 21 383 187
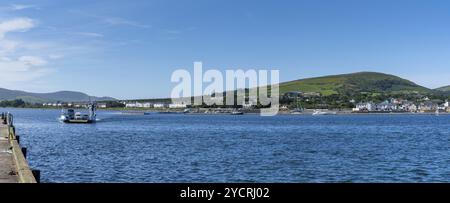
0 113 38 183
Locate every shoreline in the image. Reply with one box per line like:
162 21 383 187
1 107 448 116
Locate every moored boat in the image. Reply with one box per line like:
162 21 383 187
230 110 244 115
312 110 337 116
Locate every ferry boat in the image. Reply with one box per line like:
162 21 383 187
59 103 97 123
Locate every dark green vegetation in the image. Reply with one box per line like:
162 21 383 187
0 88 115 103
436 85 450 92
103 101 125 108
0 99 41 108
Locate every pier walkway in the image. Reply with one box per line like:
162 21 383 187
0 113 37 183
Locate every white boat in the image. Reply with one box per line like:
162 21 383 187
291 97 304 114
312 110 337 116
290 108 303 115
230 109 244 115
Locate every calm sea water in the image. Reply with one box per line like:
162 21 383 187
2 108 450 183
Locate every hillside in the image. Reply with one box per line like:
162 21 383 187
279 72 432 96
435 85 450 92
0 88 115 103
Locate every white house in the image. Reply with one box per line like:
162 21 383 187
154 103 169 108
169 103 187 108
354 102 376 111
98 103 107 108
143 103 153 108
125 103 137 108
401 102 417 112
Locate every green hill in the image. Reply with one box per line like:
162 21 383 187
435 85 450 92
279 72 431 96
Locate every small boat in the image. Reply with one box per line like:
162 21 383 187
436 109 440 116
230 110 244 115
290 108 303 115
312 110 337 116
291 97 304 114
60 103 97 123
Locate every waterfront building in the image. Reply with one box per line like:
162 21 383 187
354 102 376 111
98 103 107 108
419 101 438 112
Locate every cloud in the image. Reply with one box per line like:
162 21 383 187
19 56 48 66
76 32 104 38
0 18 53 83
0 56 51 82
165 30 181 35
0 18 36 39
101 16 150 28
9 4 38 11
0 39 19 54
69 10 150 29
49 54 64 59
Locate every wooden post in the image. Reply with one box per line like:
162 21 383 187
21 147 27 159
32 170 41 183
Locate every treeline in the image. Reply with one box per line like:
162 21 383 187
0 99 41 108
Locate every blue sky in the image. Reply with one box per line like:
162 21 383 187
1 0 450 99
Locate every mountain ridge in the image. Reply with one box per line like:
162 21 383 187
0 88 115 103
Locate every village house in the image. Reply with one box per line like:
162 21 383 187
143 103 153 108
125 102 137 108
377 101 398 111
354 102 376 112
418 101 438 112
400 101 418 112
169 102 187 108
154 103 169 108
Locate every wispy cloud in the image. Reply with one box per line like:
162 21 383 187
0 17 36 38
69 10 151 29
9 4 39 11
0 56 51 83
0 18 53 84
165 30 181 35
102 16 150 28
48 54 64 59
75 32 104 38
